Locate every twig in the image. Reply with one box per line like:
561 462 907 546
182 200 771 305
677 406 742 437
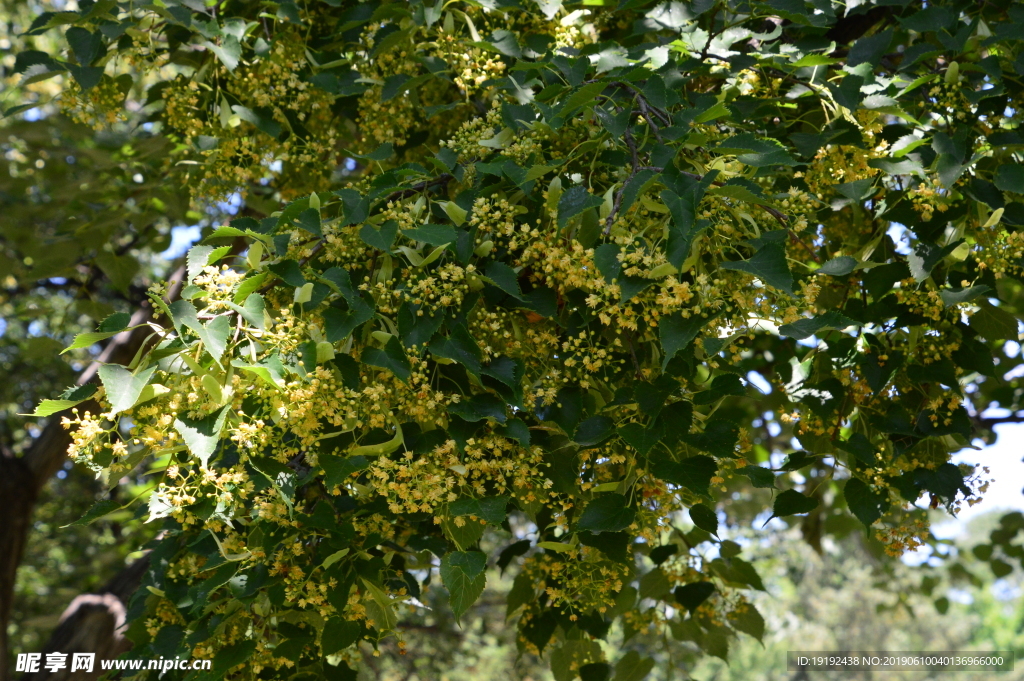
382 173 453 204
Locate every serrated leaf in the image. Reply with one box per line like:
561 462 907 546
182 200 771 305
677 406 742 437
173 405 230 468
440 551 487 623
574 415 615 447
730 603 765 642
779 311 857 340
659 312 707 371
969 300 1019 342
296 208 322 236
449 495 509 525
429 326 482 378
845 478 888 527
653 455 717 496
231 355 285 389
322 620 361 655
719 242 794 294
359 221 398 252
361 336 411 383
738 465 776 488
939 285 992 307
558 185 603 228
64 498 122 527
578 494 635 533
689 503 719 536
769 489 819 520
674 581 715 612
613 651 655 681
98 365 157 414
617 422 663 457
202 35 241 71
321 454 369 489
817 256 857 276
485 261 523 299
403 224 457 245
994 165 1024 193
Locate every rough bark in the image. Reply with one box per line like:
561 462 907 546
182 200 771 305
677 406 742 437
0 456 38 681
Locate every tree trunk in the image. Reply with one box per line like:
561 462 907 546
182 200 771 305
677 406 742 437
1 293 173 681
0 456 39 681
20 558 150 681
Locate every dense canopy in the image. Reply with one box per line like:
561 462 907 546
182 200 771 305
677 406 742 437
11 0 1024 678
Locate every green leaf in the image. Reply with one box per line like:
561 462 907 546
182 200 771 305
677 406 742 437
674 581 715 612
230 105 283 137
448 393 507 424
488 28 522 58
715 133 797 167
324 302 374 343
173 405 230 468
202 35 241 71
203 316 231 362
689 503 719 536
359 220 399 252
719 242 794 294
429 326 482 378
908 240 961 281
994 165 1024 193
659 312 707 371
730 603 766 642
296 208 322 236
612 651 655 681
231 355 286 389
30 384 99 417
168 300 230 362
738 465 776 488
662 177 716 269
817 256 857 276
361 336 412 383
939 285 992 307
98 365 157 414
574 416 616 447
188 244 216 284
845 478 888 527
693 373 745 405
653 455 717 497
361 578 398 631
449 495 509 525
321 620 362 655
321 454 369 489
617 422 663 456
66 64 104 90
684 418 739 458
969 300 1019 342
578 494 635 533
779 311 857 340
847 28 893 67
66 27 104 65
336 188 370 226
558 185 603 228
770 489 819 520
233 272 267 305
65 498 123 527
403 224 457 245
560 82 606 116
440 551 487 623
485 261 523 299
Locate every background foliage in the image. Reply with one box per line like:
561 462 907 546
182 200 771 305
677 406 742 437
6 0 1024 679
